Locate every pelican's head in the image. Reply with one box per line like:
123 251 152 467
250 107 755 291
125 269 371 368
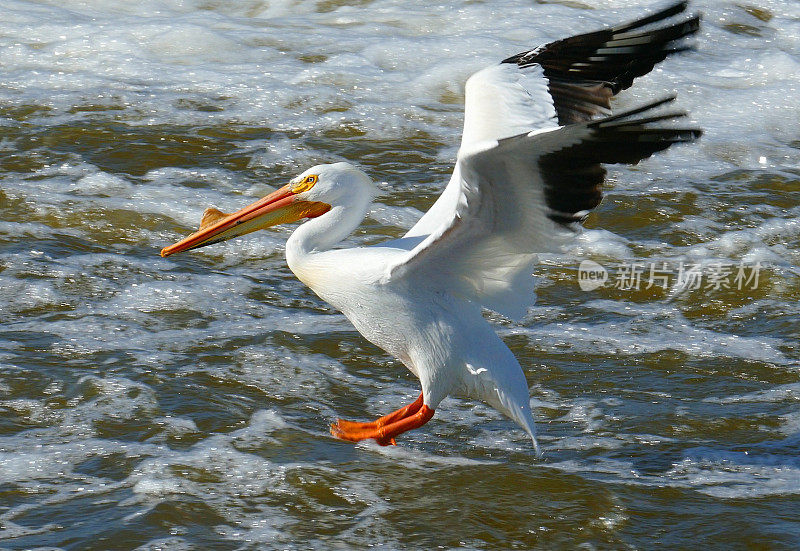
160 162 375 257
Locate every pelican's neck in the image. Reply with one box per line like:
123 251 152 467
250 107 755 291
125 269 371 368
285 198 371 286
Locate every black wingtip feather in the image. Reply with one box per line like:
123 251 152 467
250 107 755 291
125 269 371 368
504 3 700 125
539 98 701 227
590 95 677 126
600 111 687 127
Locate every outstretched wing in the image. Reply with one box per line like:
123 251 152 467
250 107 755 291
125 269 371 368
407 1 699 240
390 99 700 318
389 3 701 319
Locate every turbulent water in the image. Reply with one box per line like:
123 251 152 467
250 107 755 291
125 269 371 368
1 0 799 549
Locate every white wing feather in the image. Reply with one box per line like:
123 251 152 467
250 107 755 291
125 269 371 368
386 129 578 320
403 64 558 241
387 63 568 319
460 63 558 151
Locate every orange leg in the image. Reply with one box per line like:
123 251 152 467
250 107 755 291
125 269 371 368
330 393 433 446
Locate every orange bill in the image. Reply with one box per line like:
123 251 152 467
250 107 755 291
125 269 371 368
160 184 330 257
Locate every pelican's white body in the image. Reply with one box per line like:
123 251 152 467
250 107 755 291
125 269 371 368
274 64 583 451
283 160 546 451
275 61 590 453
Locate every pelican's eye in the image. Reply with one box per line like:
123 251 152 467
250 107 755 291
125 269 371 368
292 174 318 193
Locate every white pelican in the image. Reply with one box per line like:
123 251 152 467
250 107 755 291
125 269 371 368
161 2 701 453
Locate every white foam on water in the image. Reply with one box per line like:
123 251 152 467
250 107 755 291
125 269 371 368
0 220 82 240
152 415 200 437
778 411 800 436
548 435 627 452
232 345 354 393
545 457 644 481
509 300 790 364
704 383 800 404
569 229 634 260
121 408 344 545
558 399 611 434
0 519 62 543
357 438 500 467
544 442 800 500
681 214 800 265
367 204 425 231
5 0 786 145
667 446 800 499
0 278 66 314
70 172 132 197
132 537 195 551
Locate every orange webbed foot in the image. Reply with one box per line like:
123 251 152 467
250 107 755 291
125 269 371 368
330 393 431 446
333 418 379 432
330 403 434 446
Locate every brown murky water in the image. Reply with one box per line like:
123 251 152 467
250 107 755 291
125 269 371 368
1 1 799 549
